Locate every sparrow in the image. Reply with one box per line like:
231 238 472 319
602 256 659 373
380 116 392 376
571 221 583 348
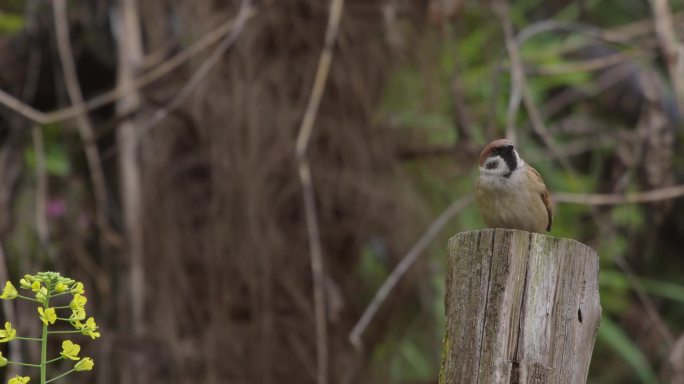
475 139 552 233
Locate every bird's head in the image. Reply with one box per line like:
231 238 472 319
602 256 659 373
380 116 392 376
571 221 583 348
478 139 522 179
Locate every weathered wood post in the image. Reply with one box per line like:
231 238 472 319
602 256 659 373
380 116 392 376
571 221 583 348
440 229 601 384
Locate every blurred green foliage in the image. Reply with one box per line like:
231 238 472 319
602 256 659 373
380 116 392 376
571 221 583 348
598 317 658 384
0 12 24 35
368 0 684 382
601 270 684 305
24 125 70 176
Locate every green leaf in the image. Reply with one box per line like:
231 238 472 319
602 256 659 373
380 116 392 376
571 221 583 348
355 243 389 304
598 317 658 384
0 13 24 34
25 145 70 176
392 338 433 381
600 270 684 304
610 205 644 230
23 124 70 175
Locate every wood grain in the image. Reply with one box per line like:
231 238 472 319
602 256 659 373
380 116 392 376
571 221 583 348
440 229 601 384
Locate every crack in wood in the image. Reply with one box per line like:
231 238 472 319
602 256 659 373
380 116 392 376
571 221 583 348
475 230 496 384
440 229 601 384
508 231 533 382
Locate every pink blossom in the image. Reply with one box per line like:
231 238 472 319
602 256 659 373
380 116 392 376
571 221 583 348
46 199 66 218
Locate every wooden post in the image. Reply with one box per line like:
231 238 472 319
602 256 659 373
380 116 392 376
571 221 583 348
440 229 601 384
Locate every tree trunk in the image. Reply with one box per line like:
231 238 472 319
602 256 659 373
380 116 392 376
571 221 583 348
440 229 601 384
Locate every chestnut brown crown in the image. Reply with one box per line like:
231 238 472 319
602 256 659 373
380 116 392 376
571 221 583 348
478 139 515 166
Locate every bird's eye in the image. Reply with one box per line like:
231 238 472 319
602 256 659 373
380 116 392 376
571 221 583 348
486 161 498 170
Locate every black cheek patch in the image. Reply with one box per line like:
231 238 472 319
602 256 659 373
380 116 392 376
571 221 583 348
486 161 498 170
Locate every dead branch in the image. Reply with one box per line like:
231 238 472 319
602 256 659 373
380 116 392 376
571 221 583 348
349 194 475 348
544 61 636 117
450 71 475 142
499 4 674 348
554 184 684 205
612 254 674 349
295 0 346 383
662 334 684 382
531 50 644 76
504 74 522 143
139 0 253 135
114 0 145 381
53 0 120 244
650 0 684 112
494 0 572 171
0 7 257 126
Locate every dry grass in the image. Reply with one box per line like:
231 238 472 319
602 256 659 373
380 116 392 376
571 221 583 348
131 1 422 382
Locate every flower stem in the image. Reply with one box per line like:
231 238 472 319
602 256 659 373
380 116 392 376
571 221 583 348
45 368 74 383
46 356 64 364
41 323 48 383
41 292 51 384
7 361 41 368
16 336 42 341
47 330 82 334
17 294 40 303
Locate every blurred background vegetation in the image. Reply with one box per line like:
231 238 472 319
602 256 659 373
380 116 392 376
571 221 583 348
0 0 684 383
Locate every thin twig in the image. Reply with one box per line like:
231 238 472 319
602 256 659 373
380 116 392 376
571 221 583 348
531 50 642 76
495 0 572 171
0 7 257 126
450 71 474 142
515 19 646 48
498 2 673 347
526 135 614 162
612 254 674 348
296 0 345 383
295 0 345 156
116 0 146 348
664 334 684 382
0 89 45 124
544 61 636 117
349 194 475 348
554 184 684 205
298 163 328 384
504 75 522 142
513 12 684 58
508 16 660 119
650 0 684 112
53 0 120 244
493 17 643 140
138 0 253 136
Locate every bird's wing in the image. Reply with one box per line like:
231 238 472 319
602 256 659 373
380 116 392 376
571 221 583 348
528 166 553 231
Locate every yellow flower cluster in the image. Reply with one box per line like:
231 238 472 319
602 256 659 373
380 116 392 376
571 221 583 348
68 293 100 339
0 272 99 383
0 282 16 300
0 323 15 343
